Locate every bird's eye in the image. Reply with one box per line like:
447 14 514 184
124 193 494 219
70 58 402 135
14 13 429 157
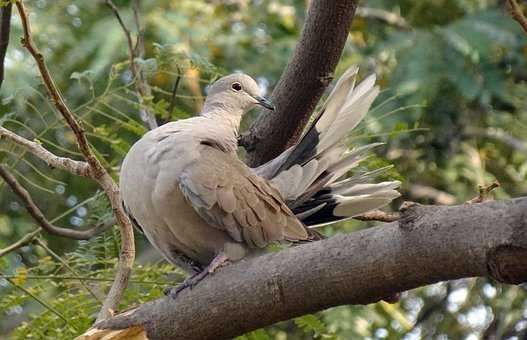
232 82 242 91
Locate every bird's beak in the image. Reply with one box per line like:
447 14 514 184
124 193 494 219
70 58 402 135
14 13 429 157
254 96 275 111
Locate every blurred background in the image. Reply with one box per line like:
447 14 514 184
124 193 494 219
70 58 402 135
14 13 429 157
0 0 526 338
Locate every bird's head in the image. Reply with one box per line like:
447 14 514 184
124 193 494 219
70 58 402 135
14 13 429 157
203 73 275 115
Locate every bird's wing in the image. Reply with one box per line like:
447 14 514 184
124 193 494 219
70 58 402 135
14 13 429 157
178 144 309 248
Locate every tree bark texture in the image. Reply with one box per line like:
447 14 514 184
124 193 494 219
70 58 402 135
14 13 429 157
242 0 358 167
79 198 527 340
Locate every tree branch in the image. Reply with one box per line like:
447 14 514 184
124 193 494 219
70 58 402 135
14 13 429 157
78 198 527 340
0 2 12 88
507 0 527 34
241 0 358 166
0 165 115 239
15 1 135 322
105 0 157 130
0 126 91 177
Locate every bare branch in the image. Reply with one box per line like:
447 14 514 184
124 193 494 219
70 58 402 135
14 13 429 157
0 2 12 88
106 0 157 130
507 0 527 34
242 0 359 166
79 198 527 340
15 1 135 321
0 164 114 239
0 126 91 177
0 165 114 239
16 1 104 175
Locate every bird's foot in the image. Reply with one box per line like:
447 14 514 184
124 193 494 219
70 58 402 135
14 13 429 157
165 253 230 299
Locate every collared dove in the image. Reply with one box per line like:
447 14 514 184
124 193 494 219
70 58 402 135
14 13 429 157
120 66 400 294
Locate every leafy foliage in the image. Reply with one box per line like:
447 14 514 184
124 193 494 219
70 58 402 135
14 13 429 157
1 0 527 339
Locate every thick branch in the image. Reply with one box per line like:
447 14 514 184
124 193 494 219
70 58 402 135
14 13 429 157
80 198 527 340
242 0 358 166
0 126 91 177
0 165 115 239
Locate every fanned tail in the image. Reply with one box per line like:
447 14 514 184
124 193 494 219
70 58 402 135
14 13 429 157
254 66 400 227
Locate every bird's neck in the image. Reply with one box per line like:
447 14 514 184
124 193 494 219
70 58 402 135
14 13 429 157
199 103 243 153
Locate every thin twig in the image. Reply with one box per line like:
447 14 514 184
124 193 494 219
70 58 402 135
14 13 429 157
0 275 172 285
508 0 527 34
354 209 401 222
167 65 182 119
106 0 157 130
466 180 501 204
0 2 12 88
0 229 40 257
0 165 115 239
15 1 135 322
16 1 103 175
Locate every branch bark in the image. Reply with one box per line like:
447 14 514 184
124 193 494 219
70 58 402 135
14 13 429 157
507 0 527 34
241 0 358 166
79 198 527 340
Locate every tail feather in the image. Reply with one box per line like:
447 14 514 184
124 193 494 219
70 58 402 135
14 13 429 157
253 66 400 227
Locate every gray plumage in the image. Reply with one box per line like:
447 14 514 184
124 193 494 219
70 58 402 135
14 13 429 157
120 68 400 278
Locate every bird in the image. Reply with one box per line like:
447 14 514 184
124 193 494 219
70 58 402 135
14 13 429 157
119 66 401 295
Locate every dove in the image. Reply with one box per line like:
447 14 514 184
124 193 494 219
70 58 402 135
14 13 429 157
119 67 400 295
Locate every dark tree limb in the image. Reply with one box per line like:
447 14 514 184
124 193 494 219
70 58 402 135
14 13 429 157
241 0 359 166
79 197 527 340
0 2 12 89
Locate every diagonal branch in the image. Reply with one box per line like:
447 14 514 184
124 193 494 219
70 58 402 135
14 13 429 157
0 126 91 177
507 0 527 34
241 0 359 166
105 0 157 130
79 198 527 340
0 2 12 88
0 165 115 239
